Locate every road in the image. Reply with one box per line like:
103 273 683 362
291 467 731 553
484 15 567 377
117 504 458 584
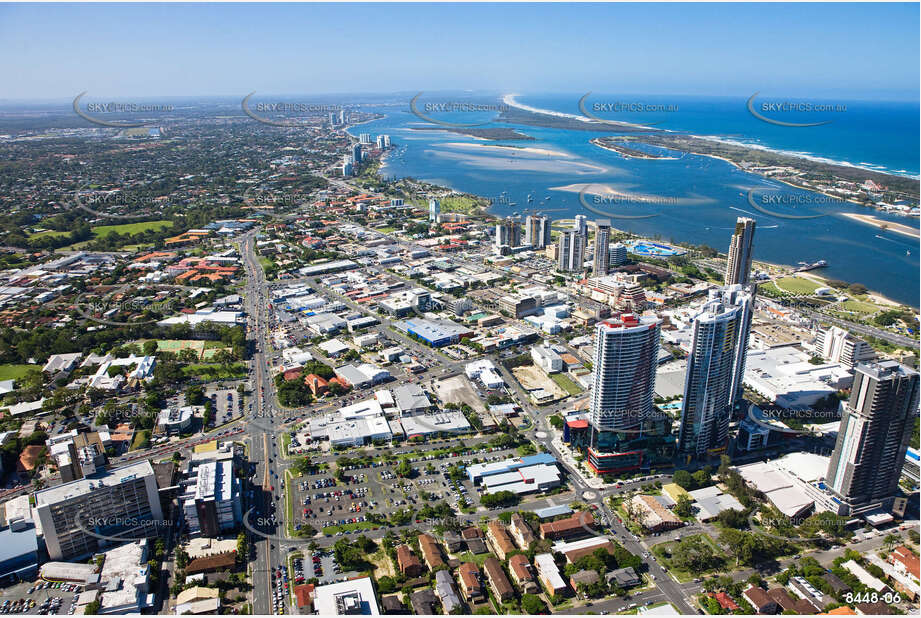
803 307 919 349
240 231 287 615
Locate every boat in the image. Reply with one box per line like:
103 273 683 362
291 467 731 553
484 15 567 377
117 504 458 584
795 260 828 272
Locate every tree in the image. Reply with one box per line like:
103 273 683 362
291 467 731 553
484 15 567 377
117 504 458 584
395 458 412 478
674 494 694 518
521 594 547 614
882 533 900 552
377 576 396 594
670 536 721 572
236 532 248 561
673 469 695 490
480 491 519 509
692 469 712 489
143 340 159 356
716 508 748 529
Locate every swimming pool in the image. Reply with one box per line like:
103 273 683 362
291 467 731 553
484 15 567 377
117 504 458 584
626 240 686 257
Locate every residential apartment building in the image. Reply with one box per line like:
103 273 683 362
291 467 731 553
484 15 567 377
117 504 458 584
33 460 164 561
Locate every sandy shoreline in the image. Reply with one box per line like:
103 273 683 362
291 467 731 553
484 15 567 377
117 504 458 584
501 93 658 131
441 141 572 158
590 138 680 160
840 212 920 238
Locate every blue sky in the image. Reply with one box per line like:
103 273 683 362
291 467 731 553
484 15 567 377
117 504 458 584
0 2 917 101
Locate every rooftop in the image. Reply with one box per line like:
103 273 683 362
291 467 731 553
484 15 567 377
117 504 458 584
34 460 155 506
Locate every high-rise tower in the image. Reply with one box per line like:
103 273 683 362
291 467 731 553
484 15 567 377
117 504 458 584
725 217 756 285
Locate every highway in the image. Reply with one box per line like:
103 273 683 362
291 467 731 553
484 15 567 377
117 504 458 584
240 231 287 615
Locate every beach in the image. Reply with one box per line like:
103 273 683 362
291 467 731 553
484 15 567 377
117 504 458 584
440 141 572 158
840 212 920 238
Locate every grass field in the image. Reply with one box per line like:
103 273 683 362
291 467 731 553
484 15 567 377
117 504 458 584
650 533 726 583
28 229 71 240
92 220 173 238
121 243 155 252
841 299 880 314
774 276 821 294
440 195 483 214
62 220 174 250
322 521 378 535
0 364 38 380
131 429 151 451
550 372 582 396
182 362 247 380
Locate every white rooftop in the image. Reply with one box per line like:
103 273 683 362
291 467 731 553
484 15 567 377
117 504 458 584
312 576 379 615
34 460 154 506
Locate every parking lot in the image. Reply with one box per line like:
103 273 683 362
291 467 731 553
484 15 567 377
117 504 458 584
284 437 525 537
289 550 344 586
206 385 244 426
0 579 81 615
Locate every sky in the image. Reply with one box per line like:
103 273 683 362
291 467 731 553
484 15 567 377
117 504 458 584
0 2 918 101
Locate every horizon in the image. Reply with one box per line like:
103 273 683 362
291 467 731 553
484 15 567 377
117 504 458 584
2 90 921 105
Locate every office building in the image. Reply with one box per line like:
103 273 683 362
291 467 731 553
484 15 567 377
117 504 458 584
182 459 242 537
428 198 440 222
826 360 919 514
351 143 362 166
495 217 521 248
341 157 353 177
677 285 753 456
815 326 875 369
557 229 585 272
525 215 552 248
724 217 756 285
593 219 611 276
587 314 667 474
33 460 164 561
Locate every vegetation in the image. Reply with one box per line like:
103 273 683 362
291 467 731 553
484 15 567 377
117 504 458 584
479 490 519 509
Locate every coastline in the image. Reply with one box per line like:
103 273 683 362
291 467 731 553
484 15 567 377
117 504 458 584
500 93 919 180
501 93 658 132
589 137 680 160
839 212 920 238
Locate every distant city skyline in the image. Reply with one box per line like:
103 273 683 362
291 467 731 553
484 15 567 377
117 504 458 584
0 3 918 100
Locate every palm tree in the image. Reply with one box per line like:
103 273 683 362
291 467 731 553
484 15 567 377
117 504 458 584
883 533 900 552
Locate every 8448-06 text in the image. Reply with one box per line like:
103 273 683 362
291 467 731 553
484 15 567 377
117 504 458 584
844 592 901 605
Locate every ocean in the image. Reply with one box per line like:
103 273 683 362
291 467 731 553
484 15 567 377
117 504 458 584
351 92 919 306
